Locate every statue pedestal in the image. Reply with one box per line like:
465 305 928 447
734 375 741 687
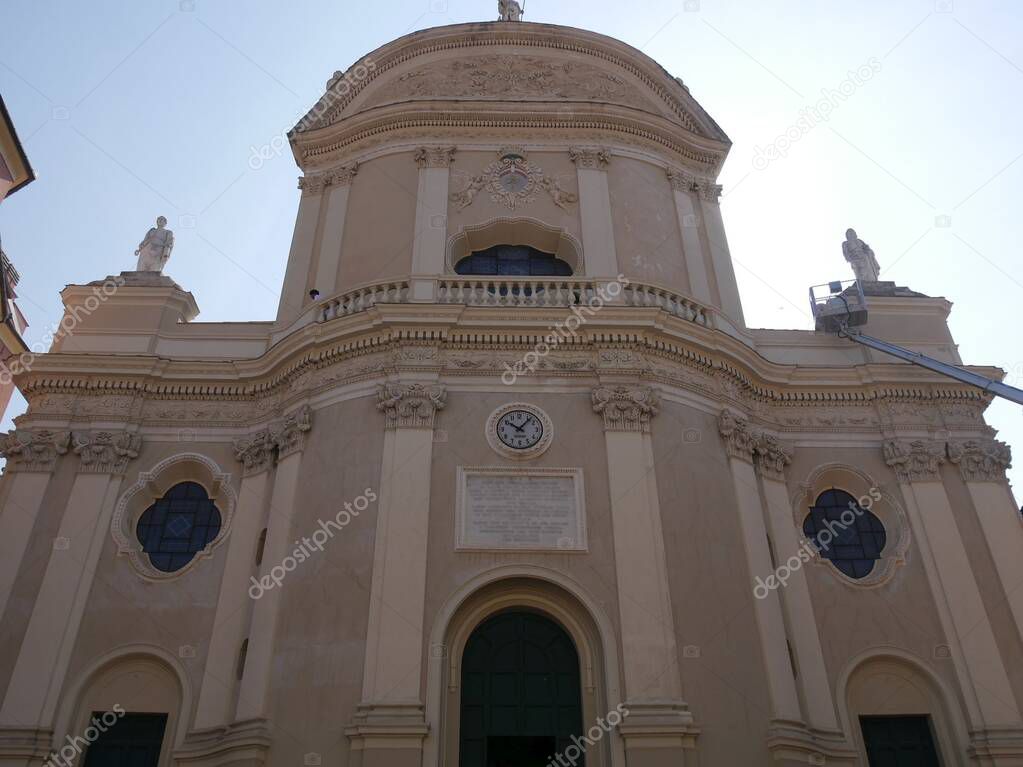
51 271 199 354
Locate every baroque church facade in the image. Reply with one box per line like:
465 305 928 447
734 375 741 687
1 17 1022 767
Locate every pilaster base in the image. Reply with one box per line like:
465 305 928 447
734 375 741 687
174 718 272 767
345 702 428 767
767 720 857 766
616 700 699 766
969 726 1023 766
0 727 52 767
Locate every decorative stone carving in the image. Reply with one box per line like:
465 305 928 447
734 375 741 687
666 167 697 192
569 147 610 169
591 385 659 432
377 383 447 429
843 228 881 283
134 216 174 273
72 431 142 475
755 434 792 480
947 439 1012 482
498 0 523 21
299 164 358 194
232 428 275 477
718 411 757 462
413 146 456 168
883 439 945 482
450 148 577 211
329 163 359 186
0 429 71 473
270 405 313 458
697 180 723 203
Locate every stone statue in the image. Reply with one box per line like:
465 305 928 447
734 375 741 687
842 228 880 283
498 0 523 21
134 216 174 272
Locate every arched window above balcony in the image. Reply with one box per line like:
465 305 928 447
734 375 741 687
454 245 573 277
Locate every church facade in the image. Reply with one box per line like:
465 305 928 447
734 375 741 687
1 18 1022 767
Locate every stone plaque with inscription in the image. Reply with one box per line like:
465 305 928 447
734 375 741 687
456 467 586 551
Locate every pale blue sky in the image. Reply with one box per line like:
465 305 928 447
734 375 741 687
2 0 1021 497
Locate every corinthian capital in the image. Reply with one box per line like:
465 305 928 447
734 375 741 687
0 429 71 473
232 428 275 477
947 438 1012 482
270 405 313 459
718 411 757 463
414 146 456 168
883 439 945 482
755 434 793 480
72 431 142 475
329 163 359 186
666 167 698 192
591 385 659 432
696 180 723 203
297 173 330 195
569 146 611 170
377 383 447 429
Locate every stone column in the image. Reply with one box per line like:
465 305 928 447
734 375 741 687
751 428 856 762
189 429 275 732
277 176 327 323
234 407 312 725
0 431 140 741
666 168 713 306
312 164 359 298
947 439 1023 645
410 147 455 302
570 147 619 278
884 439 1023 744
0 430 70 622
697 180 745 327
591 385 698 764
718 413 809 765
346 383 445 767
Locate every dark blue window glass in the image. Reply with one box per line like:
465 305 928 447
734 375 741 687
454 245 572 277
802 489 886 579
136 482 222 573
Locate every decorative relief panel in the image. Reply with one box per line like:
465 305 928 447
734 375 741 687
360 55 665 114
591 385 659 433
883 439 946 482
0 429 71 473
377 383 447 429
947 438 1012 482
450 148 577 211
72 431 142 475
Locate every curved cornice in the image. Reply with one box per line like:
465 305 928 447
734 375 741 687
291 22 730 172
14 306 994 434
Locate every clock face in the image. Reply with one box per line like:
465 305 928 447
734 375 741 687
496 410 544 450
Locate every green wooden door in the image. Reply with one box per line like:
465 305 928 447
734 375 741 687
860 715 941 767
460 611 584 767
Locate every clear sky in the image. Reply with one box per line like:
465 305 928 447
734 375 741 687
2 0 1021 498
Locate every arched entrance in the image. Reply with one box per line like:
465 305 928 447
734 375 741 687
460 610 584 767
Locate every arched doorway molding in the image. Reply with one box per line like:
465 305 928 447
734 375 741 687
53 644 190 766
423 565 624 767
835 646 968 765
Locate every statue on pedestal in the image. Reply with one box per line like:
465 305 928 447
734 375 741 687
842 228 880 283
498 0 523 21
134 216 174 273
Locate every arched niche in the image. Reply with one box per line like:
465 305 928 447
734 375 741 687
446 218 583 276
111 453 237 581
423 567 624 767
792 463 910 589
837 649 967 765
54 645 189 767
